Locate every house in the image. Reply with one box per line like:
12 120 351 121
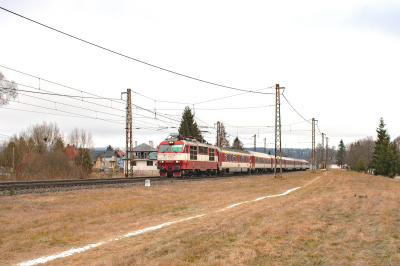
90 150 120 171
124 142 159 176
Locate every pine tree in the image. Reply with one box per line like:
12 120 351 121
53 138 65 152
178 106 201 139
355 156 367 172
335 139 346 168
231 136 244 150
389 142 400 178
372 118 391 176
75 149 93 174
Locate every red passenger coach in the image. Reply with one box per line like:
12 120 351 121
157 134 310 178
157 136 218 178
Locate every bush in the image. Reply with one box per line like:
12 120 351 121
355 156 368 172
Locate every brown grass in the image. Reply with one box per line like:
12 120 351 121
1 170 400 265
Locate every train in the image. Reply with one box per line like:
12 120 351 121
157 134 310 178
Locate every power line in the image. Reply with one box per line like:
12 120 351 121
0 7 275 95
282 94 311 124
155 105 274 111
1 85 120 100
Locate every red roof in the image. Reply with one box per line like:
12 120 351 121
116 150 126 155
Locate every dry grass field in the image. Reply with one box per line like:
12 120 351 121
1 170 400 265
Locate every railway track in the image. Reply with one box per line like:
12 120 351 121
0 172 271 196
0 176 161 191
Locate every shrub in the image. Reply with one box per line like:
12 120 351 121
355 156 367 172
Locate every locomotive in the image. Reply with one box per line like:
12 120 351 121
157 134 309 178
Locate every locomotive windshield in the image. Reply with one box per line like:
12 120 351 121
158 145 170 152
158 144 183 152
170 145 183 152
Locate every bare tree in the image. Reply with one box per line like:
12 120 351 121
0 71 18 106
28 122 61 153
67 127 94 148
345 137 375 172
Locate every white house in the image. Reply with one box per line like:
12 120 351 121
124 142 159 176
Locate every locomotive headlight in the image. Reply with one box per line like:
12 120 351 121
176 160 180 163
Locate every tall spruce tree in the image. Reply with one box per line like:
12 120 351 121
389 142 400 177
372 118 391 176
336 139 346 168
231 136 244 150
178 106 201 139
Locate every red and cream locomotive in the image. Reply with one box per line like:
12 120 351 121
157 134 309 178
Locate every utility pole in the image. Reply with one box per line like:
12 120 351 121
12 146 14 173
217 121 221 147
264 138 266 153
123 89 133 177
311 118 316 172
253 134 256 152
321 133 325 169
275 84 283 178
326 137 329 169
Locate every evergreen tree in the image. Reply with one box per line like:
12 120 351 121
106 145 113 151
75 148 93 174
355 156 367 172
335 139 346 168
372 118 391 176
231 136 244 150
178 106 201 139
389 142 400 178
53 138 65 152
268 150 271 155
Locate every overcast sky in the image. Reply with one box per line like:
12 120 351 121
1 0 399 150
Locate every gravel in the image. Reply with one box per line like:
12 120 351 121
0 177 222 197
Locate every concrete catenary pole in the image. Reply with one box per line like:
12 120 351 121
264 138 266 153
311 118 316 172
254 134 256 152
321 133 325 169
326 137 329 169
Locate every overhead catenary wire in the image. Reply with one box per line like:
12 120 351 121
1 106 174 133
0 7 275 95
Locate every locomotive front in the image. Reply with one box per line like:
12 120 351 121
157 140 186 177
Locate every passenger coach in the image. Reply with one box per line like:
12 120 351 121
157 134 310 178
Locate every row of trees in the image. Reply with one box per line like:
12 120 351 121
0 122 94 180
336 118 400 177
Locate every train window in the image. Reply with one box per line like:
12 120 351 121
199 146 208 154
158 145 170 152
225 154 227 162
170 145 183 152
209 149 215 161
190 146 197 160
230 154 232 162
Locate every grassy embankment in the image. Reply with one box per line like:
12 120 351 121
1 170 399 265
